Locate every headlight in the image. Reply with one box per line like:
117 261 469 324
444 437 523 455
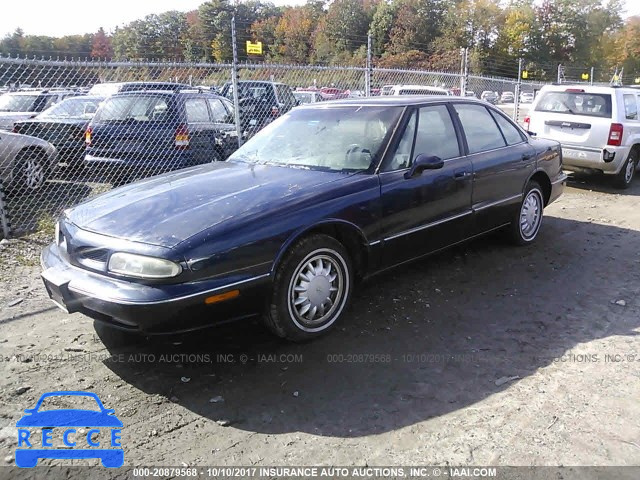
108 252 182 279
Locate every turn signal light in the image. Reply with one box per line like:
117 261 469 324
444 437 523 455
205 290 240 305
84 127 92 146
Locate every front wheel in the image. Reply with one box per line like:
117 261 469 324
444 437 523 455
507 181 544 245
263 234 353 342
12 150 48 191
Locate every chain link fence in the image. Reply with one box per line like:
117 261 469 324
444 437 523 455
0 56 546 238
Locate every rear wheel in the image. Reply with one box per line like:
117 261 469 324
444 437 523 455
613 150 637 189
263 234 353 342
508 180 544 245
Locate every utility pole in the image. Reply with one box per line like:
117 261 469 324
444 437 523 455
231 11 243 148
366 33 372 97
557 64 564 84
514 57 523 123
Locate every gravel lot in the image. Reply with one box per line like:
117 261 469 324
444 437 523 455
0 176 639 471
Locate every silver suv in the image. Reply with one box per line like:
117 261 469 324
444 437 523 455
526 85 640 188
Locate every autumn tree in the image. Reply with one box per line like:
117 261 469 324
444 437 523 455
91 27 113 59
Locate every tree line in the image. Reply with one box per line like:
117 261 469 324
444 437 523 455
0 0 638 82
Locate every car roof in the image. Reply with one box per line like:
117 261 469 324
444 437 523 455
297 96 489 108
540 84 636 94
5 90 73 96
109 90 224 99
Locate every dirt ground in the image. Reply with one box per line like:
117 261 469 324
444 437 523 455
0 175 639 472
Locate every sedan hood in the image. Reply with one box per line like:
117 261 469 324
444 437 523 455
68 162 352 247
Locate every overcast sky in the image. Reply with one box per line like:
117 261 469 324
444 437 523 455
1 0 639 37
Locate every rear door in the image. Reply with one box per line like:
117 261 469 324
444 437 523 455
452 102 535 231
528 89 613 150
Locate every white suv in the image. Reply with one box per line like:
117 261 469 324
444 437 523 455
525 84 640 188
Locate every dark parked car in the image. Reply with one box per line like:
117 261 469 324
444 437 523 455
219 80 297 138
84 90 237 182
41 97 565 341
13 95 104 167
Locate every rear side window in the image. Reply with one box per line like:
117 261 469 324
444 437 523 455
276 84 296 105
93 95 170 123
454 103 506 154
534 91 612 118
185 98 210 123
414 105 460 159
490 110 525 145
207 98 228 122
623 94 638 120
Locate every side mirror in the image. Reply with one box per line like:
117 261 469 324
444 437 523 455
527 131 537 137
405 154 444 179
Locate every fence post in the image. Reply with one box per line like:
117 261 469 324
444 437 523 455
365 34 372 97
590 66 594 86
514 57 523 123
459 47 468 96
0 179 10 239
230 12 243 148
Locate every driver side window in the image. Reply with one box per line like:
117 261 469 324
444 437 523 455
384 111 417 171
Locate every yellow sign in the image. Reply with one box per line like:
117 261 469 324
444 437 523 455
246 41 263 55
581 73 589 80
635 77 640 84
521 70 528 79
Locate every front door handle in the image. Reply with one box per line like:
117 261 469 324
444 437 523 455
454 171 471 180
522 153 533 161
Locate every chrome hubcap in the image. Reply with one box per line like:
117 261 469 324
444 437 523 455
24 158 45 190
520 189 542 240
625 159 634 183
289 253 344 326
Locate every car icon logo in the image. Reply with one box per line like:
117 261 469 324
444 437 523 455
15 391 123 468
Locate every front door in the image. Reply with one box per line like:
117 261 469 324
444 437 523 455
379 104 473 268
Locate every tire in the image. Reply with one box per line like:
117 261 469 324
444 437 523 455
12 150 48 192
263 234 353 342
507 180 545 246
613 150 637 189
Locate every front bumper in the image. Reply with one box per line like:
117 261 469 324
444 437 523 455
561 145 630 175
41 243 271 334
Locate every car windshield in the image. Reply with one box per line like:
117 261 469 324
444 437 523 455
535 91 612 118
38 97 102 120
0 94 39 112
229 106 402 172
92 95 171 123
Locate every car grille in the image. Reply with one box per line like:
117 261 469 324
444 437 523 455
74 247 109 267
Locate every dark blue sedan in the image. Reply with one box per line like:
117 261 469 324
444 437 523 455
41 97 566 341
